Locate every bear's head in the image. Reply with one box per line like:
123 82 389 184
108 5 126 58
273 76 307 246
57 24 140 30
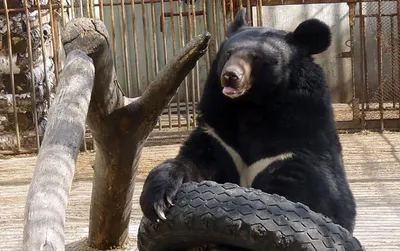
217 8 331 99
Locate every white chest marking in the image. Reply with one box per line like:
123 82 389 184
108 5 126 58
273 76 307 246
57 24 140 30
202 124 294 187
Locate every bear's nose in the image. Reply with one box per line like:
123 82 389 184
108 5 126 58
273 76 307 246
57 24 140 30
223 72 239 82
221 69 243 87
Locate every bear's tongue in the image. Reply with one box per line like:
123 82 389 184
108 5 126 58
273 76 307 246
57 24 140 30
223 86 242 95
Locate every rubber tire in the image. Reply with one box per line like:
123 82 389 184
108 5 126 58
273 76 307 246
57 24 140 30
137 180 365 251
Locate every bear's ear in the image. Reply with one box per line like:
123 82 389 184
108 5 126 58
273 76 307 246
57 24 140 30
291 19 331 55
226 8 248 38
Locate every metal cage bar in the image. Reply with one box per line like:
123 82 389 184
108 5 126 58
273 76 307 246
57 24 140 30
2 0 400 155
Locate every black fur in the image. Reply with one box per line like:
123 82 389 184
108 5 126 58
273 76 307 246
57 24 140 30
140 8 356 233
226 8 248 38
290 18 332 55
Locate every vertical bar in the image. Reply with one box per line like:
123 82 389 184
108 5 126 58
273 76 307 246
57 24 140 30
169 0 181 129
52 3 62 72
90 0 95 18
257 0 263 26
187 1 197 128
229 0 234 22
60 0 66 24
36 0 49 101
71 0 76 18
86 0 89 17
191 1 198 127
167 1 177 54
178 0 190 129
141 0 151 89
121 0 132 96
360 14 367 129
24 0 41 149
150 0 162 129
48 0 60 84
160 0 173 129
212 0 219 49
160 2 167 50
86 0 91 17
377 0 384 131
187 1 193 127
150 0 160 76
150 0 159 76
202 0 210 75
397 0 400 127
193 2 201 103
79 0 84 17
391 17 396 108
365 17 370 109
99 0 104 20
348 3 357 121
222 0 227 34
131 0 141 94
109 0 118 65
246 0 251 26
4 0 21 152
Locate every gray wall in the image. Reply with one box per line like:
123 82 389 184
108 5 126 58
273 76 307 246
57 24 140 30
353 1 399 104
255 2 398 104
254 3 352 103
97 0 213 103
73 1 398 105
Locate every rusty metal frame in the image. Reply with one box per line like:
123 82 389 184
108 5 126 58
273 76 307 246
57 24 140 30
1 0 55 155
1 0 400 155
239 0 395 6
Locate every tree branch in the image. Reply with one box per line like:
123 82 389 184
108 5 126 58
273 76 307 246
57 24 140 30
22 50 95 251
60 17 211 249
109 32 211 138
61 18 125 136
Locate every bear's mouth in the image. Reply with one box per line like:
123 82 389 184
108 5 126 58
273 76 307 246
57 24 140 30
222 86 245 98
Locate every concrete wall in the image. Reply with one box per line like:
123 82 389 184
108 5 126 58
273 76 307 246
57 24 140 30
253 3 352 103
254 2 399 104
86 1 398 104
97 0 211 102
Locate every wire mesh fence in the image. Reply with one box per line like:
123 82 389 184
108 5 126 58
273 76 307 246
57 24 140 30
1 0 400 155
353 0 400 130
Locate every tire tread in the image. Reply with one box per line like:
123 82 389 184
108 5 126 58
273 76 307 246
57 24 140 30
138 181 365 251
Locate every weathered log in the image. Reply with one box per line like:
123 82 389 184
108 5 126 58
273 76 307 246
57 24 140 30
61 18 210 249
22 49 95 251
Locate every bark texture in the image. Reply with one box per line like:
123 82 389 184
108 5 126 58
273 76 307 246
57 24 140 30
61 18 210 249
22 50 95 251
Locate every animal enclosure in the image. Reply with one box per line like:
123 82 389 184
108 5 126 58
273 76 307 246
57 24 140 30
1 0 400 154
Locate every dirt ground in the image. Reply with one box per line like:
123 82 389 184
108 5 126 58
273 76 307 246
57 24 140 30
1 131 400 250
73 143 180 183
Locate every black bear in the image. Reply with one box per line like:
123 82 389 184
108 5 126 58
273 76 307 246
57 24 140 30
140 8 357 233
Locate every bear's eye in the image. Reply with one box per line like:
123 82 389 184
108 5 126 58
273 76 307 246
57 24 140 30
254 55 262 63
271 58 279 65
226 50 232 58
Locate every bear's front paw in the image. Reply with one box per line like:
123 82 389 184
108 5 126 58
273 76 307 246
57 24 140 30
139 163 184 222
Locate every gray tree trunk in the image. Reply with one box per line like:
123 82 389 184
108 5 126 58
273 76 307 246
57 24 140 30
22 50 95 251
61 18 210 249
